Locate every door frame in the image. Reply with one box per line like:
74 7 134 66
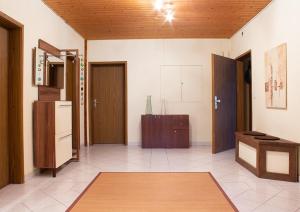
88 61 128 146
211 51 253 154
63 50 81 161
0 11 24 183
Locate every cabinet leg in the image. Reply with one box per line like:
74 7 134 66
52 168 56 178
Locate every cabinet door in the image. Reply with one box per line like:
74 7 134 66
142 115 161 148
161 116 173 148
161 66 181 102
55 134 72 168
172 115 189 128
173 129 189 148
151 116 162 148
142 116 152 148
181 66 203 102
55 101 72 136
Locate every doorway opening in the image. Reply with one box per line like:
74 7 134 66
88 62 128 145
236 51 252 132
0 11 24 189
211 51 253 154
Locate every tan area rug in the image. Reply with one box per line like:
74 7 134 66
67 172 237 212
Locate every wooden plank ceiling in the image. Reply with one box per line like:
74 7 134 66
43 0 271 40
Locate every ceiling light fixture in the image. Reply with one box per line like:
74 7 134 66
165 9 174 22
154 0 175 23
154 0 164 11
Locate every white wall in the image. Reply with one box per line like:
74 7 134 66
88 39 230 145
0 0 84 175
230 0 300 144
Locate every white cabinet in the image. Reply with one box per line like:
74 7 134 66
55 101 72 136
161 65 203 102
161 66 182 102
181 66 203 102
34 101 73 177
55 133 72 167
55 101 72 168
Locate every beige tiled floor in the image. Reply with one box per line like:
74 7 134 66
0 145 299 212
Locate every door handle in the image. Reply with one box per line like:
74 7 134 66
58 105 72 107
214 96 221 110
93 99 100 108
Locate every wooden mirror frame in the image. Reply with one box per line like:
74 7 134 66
32 39 64 88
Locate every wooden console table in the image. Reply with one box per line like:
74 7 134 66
141 115 189 148
235 131 299 182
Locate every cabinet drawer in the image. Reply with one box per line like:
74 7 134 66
55 134 72 168
55 101 72 136
172 116 189 128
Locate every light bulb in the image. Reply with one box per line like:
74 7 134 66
165 10 174 22
154 0 164 11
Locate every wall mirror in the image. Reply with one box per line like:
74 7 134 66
32 39 65 89
45 54 64 88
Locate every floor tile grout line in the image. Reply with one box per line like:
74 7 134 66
250 190 282 212
230 188 252 199
294 206 300 212
232 188 251 200
165 148 171 167
150 148 153 168
0 180 54 211
21 202 34 212
40 190 69 208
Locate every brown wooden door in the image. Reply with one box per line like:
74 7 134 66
90 64 125 144
212 54 237 153
0 26 9 189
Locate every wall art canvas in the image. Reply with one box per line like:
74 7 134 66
265 43 287 109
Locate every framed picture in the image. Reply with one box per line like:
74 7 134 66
265 43 287 109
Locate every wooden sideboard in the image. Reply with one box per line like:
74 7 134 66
33 101 73 177
142 115 189 148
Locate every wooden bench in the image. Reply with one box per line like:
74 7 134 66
235 131 299 182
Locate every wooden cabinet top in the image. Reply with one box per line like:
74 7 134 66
142 114 189 117
235 131 299 147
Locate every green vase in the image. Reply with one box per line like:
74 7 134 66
145 95 152 115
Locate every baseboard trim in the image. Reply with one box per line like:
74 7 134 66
24 168 40 181
191 141 211 146
126 141 211 147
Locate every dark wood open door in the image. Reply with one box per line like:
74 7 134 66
212 54 237 153
0 26 9 189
